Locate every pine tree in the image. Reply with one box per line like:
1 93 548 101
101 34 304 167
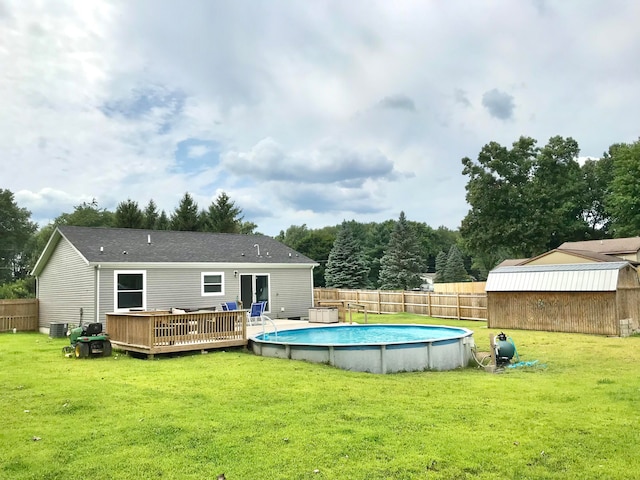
203 192 243 233
143 199 159 230
434 251 447 282
156 210 170 230
114 199 144 228
378 212 423 290
444 245 468 282
170 193 200 231
324 221 369 288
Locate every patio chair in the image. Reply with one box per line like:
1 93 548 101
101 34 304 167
247 301 267 326
221 301 239 311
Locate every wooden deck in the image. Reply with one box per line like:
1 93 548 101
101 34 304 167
106 309 247 357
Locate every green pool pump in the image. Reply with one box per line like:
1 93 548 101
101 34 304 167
495 332 516 366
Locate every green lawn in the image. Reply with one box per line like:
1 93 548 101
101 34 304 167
2 314 639 479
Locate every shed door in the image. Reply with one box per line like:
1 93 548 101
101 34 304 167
240 274 270 312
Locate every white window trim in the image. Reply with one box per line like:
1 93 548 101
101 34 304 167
114 270 147 312
201 271 225 297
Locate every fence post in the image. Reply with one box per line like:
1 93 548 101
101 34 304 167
427 292 432 317
401 291 406 313
377 290 381 314
456 293 461 320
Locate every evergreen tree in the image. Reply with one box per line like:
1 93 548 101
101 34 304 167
203 192 243 233
324 221 369 289
434 251 447 283
170 193 200 231
239 220 258 234
156 210 170 230
143 199 160 230
114 199 144 228
378 211 423 290
444 245 468 282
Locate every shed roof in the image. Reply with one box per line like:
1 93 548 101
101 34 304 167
485 262 631 292
32 226 317 276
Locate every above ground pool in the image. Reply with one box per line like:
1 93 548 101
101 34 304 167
249 324 475 373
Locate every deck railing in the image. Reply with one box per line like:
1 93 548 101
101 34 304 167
106 309 247 356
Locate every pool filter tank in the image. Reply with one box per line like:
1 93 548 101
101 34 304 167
495 332 515 366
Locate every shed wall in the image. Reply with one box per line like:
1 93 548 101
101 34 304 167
488 291 619 335
37 238 95 330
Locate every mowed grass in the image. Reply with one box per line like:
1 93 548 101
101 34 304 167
2 314 640 479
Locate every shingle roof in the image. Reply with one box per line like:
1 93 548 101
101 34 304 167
558 237 640 255
485 262 630 292
56 226 317 265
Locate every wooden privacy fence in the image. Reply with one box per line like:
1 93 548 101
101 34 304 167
106 309 247 357
314 288 487 321
0 299 39 332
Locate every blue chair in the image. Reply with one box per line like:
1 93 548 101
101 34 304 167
247 301 267 326
221 301 239 311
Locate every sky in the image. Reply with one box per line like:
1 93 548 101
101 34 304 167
1 0 639 236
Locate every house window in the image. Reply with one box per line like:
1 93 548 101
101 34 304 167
114 271 146 311
202 272 224 296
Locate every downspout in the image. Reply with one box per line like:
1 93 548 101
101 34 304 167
310 265 316 307
95 265 101 323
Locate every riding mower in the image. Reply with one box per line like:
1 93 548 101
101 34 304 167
63 322 112 358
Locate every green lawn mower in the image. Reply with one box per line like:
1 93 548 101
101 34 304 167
63 322 112 358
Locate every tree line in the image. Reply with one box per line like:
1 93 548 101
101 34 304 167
460 136 640 276
2 135 639 298
0 191 254 297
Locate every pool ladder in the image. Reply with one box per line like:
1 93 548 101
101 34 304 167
260 314 278 340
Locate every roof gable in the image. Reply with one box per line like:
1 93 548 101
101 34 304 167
33 226 317 275
558 237 640 255
522 248 622 265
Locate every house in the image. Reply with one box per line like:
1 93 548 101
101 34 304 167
558 237 640 263
31 226 318 333
518 248 624 266
485 262 640 336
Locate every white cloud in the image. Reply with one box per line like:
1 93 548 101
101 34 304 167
2 0 640 235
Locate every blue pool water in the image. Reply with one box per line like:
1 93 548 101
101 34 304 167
254 324 470 346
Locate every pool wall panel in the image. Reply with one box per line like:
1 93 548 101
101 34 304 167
249 324 474 373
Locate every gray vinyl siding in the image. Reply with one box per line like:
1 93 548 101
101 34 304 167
37 238 95 330
95 265 314 322
267 267 314 318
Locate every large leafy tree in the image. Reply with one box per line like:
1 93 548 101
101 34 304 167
324 221 369 289
170 193 200 231
55 199 114 227
0 189 37 283
461 136 593 271
276 224 337 287
605 139 640 237
461 137 538 263
114 199 144 228
528 136 586 251
203 192 243 233
378 211 423 290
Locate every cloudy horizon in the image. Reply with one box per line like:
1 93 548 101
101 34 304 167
2 0 639 235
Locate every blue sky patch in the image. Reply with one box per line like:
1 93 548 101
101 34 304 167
173 138 221 175
101 86 186 134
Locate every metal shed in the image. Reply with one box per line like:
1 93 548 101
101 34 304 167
485 262 640 336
